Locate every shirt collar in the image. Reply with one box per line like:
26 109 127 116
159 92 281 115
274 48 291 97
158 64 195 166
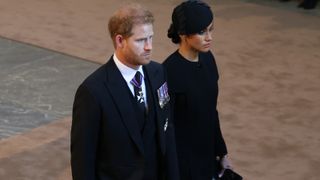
113 53 144 83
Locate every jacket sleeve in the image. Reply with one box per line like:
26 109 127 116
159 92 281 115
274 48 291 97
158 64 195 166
214 111 228 157
71 84 101 180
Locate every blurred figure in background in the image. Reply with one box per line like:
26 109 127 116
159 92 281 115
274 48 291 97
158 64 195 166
279 0 318 9
298 0 318 9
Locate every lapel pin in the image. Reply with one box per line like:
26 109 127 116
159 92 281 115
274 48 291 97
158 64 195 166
164 118 168 132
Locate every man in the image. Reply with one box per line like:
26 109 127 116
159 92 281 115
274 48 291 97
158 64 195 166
70 4 179 180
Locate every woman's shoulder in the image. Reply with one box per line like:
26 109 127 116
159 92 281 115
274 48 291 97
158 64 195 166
200 51 217 67
163 50 181 66
200 51 215 61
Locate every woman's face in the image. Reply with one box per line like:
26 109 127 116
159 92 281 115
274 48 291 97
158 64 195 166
182 22 214 53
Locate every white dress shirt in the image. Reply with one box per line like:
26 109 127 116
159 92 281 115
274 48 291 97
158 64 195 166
113 54 148 107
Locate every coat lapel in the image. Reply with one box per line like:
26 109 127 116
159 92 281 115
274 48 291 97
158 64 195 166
144 64 166 155
104 58 144 155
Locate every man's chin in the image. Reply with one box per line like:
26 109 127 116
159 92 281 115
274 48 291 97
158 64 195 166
141 58 151 65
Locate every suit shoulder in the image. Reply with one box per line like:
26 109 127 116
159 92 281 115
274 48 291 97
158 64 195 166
146 60 165 74
148 60 162 69
80 64 106 89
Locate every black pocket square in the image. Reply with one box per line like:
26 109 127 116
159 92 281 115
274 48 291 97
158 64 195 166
220 169 242 180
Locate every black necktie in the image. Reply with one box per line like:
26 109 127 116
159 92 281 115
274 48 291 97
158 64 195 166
130 71 146 113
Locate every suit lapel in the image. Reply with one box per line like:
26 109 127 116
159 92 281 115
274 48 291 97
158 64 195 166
144 64 166 155
104 58 144 155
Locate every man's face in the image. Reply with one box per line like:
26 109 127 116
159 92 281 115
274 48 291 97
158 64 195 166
121 23 153 69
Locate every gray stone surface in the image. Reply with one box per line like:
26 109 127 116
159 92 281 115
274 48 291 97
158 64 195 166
0 37 99 139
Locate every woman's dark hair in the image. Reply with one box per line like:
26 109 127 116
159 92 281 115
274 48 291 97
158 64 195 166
167 0 213 44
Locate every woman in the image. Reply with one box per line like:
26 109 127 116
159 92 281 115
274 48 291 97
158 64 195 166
163 1 233 179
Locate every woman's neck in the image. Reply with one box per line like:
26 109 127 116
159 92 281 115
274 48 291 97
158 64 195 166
178 46 199 62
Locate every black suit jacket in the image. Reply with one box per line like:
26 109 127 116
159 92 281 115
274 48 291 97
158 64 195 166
71 57 179 180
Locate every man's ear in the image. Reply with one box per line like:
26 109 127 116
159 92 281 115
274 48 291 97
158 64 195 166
115 35 125 48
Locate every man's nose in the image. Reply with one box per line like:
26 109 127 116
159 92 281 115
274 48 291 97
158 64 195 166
144 39 152 50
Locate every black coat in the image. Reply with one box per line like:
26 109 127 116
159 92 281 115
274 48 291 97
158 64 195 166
163 51 227 180
71 57 179 180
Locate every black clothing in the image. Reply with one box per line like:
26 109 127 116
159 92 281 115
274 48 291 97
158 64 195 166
163 50 227 180
298 0 318 9
71 57 179 180
142 71 160 180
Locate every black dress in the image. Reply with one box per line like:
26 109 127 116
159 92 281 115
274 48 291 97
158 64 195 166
163 50 227 180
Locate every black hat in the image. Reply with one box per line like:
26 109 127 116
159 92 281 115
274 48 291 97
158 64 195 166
168 0 213 43
174 0 213 34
